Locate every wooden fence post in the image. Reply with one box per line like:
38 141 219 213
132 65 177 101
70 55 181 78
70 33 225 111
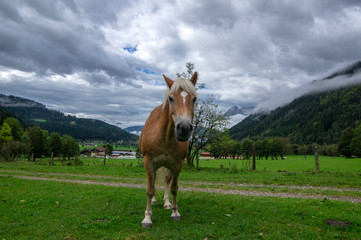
314 146 319 171
252 145 256 170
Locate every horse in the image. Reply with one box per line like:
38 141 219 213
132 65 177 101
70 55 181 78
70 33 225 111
138 72 198 228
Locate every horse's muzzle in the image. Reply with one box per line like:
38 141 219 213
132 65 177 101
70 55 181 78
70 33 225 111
175 120 193 142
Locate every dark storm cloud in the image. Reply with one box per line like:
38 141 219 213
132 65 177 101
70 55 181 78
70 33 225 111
0 0 140 85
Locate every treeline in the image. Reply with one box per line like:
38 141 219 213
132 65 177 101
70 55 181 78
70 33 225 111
209 124 361 159
0 117 79 161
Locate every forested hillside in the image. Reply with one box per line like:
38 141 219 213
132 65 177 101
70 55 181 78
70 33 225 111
230 84 361 145
0 106 23 126
0 95 138 143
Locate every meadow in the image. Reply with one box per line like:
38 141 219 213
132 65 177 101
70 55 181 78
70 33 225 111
1 155 361 239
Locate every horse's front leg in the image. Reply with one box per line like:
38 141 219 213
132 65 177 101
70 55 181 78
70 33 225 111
163 168 172 209
170 169 181 221
141 158 155 228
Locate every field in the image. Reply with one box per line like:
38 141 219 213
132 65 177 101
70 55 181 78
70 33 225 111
1 155 361 239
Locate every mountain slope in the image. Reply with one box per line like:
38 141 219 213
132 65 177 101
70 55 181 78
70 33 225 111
0 94 138 142
230 84 361 144
0 105 24 126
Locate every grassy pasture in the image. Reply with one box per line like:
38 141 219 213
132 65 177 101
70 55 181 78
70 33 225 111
1 177 361 240
1 155 361 188
1 156 361 239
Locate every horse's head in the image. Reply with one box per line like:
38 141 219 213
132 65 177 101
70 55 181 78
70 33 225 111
163 72 198 142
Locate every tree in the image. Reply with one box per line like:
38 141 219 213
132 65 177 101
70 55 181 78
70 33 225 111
0 123 13 145
241 139 254 159
208 130 232 159
4 117 23 141
26 126 45 161
1 140 26 161
48 132 62 157
338 127 354 157
254 139 267 159
349 124 361 157
187 97 229 167
103 143 113 165
62 135 77 160
229 141 242 159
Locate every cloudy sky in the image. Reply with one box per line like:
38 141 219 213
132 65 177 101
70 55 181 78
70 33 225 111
1 0 361 128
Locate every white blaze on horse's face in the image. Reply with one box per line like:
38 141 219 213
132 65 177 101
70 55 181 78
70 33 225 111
168 89 197 142
180 91 188 105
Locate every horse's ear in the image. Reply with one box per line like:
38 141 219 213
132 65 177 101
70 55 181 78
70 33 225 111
190 72 198 86
163 75 174 89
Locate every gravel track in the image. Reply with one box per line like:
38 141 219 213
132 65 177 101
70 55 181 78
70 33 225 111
1 171 361 203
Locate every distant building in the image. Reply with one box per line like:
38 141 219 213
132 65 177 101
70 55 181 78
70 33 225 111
111 150 136 159
200 152 213 158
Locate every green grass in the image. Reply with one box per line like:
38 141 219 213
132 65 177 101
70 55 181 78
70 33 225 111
1 156 361 239
1 177 361 240
30 118 47 123
1 155 361 189
199 155 361 172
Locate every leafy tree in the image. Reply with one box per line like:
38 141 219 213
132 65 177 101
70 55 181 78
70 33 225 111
323 144 338 157
26 126 45 161
275 137 292 158
1 140 26 161
297 144 308 159
0 123 13 145
265 139 281 160
229 141 242 159
4 117 23 141
338 127 354 157
350 124 361 157
48 132 62 157
62 135 77 160
208 131 232 159
187 97 229 167
103 143 113 165
241 139 254 159
254 139 267 159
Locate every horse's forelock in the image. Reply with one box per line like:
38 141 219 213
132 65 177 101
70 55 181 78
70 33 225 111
162 78 197 110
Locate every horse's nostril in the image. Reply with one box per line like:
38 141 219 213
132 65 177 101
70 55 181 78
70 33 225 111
189 125 193 131
177 124 181 130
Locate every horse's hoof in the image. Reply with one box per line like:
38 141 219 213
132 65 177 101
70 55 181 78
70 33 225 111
172 215 181 221
141 222 153 228
163 204 172 209
151 200 157 205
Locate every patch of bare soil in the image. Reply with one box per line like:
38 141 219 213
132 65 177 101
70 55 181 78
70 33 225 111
325 219 352 227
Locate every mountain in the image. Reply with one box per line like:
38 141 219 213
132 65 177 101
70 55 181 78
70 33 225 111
123 125 143 136
323 61 361 80
0 94 138 142
224 106 244 116
224 106 255 117
0 105 24 126
230 84 361 144
230 61 361 145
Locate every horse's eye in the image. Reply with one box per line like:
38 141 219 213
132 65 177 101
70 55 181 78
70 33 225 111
168 96 175 103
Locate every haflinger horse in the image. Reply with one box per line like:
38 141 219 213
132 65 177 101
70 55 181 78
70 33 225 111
138 72 198 228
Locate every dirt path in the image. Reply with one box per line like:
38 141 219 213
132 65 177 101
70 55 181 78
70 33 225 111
2 169 361 193
1 171 361 203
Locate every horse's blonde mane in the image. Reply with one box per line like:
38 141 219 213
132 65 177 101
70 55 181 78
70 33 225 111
162 78 197 109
